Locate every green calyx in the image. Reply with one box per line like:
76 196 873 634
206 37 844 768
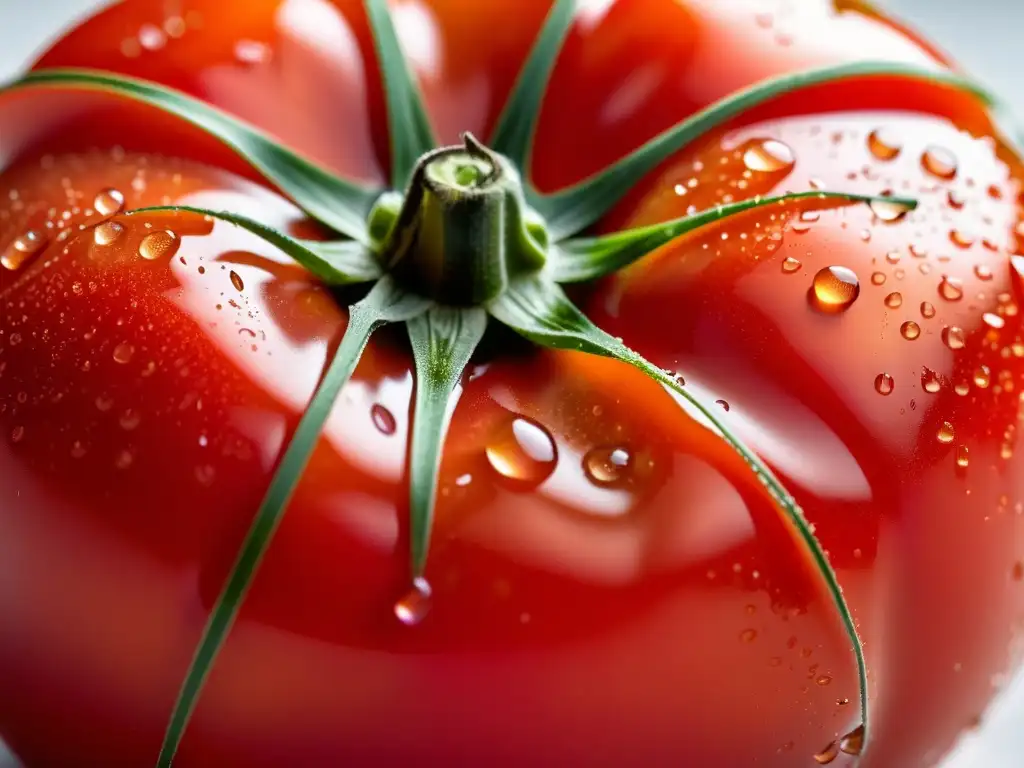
6 0 1016 764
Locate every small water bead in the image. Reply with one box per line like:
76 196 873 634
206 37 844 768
370 403 396 435
2 230 47 271
974 365 992 388
920 301 936 319
900 321 921 340
70 441 87 459
874 373 894 395
954 381 971 396
884 291 903 309
94 221 124 246
811 266 860 312
938 276 964 302
921 146 958 180
975 264 993 281
112 342 135 364
739 628 758 643
781 256 802 273
943 326 966 350
234 39 272 66
921 367 941 393
957 445 970 467
871 272 886 286
743 138 795 173
815 674 832 686
485 416 557 488
394 577 432 626
947 189 966 209
93 188 125 217
937 422 956 444
583 446 633 488
869 197 912 223
950 229 975 249
229 270 245 292
867 128 902 160
139 230 180 261
813 741 840 765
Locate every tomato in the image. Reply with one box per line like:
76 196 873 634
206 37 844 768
2 1 1023 766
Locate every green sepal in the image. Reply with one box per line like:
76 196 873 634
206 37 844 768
406 306 488 577
536 62 990 240
363 0 437 188
5 69 380 242
488 0 576 177
129 206 381 285
154 277 430 768
552 190 916 283
488 277 870 743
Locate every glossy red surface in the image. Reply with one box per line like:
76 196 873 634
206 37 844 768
2 1 1023 766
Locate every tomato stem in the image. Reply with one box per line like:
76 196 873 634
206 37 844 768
375 133 548 305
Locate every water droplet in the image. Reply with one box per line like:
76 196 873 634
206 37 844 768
229 270 244 292
975 264 993 281
957 445 970 467
937 421 956 444
921 367 941 393
10 426 25 443
95 394 114 412
94 221 124 246
813 741 839 765
811 266 860 312
884 291 903 309
70 441 87 459
871 271 886 286
739 628 758 643
93 188 125 217
867 128 901 160
974 365 992 388
983 312 1005 330
816 674 832 686
370 403 396 435
900 321 921 340
947 189 966 209
869 197 912 223
954 380 970 396
781 256 801 273
234 39 271 65
950 229 975 249
921 146 958 180
115 449 135 469
943 326 966 350
743 139 795 173
119 409 141 431
583 446 633 488
112 342 135 364
486 416 557 489
839 725 865 756
139 230 180 261
874 373 894 395
138 23 167 51
938 276 964 302
2 230 47 271
394 577 432 626
920 301 936 319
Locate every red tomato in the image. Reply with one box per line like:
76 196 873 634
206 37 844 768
1 1 1023 766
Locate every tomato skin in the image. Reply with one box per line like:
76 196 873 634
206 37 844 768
2 1 1024 767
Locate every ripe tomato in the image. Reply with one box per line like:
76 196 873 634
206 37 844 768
2 1 1023 767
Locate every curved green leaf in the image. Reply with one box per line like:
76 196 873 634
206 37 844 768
488 0 577 174
553 190 916 283
488 277 869 743
5 69 378 242
156 278 430 768
538 62 991 240
129 206 381 285
406 306 487 577
363 0 437 188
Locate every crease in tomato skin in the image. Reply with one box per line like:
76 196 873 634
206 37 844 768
6 1 1024 768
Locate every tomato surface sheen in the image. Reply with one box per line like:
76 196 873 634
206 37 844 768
2 1 1024 767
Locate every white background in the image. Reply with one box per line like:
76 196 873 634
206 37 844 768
1 1 1022 766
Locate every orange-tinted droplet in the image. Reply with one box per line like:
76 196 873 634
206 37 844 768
974 365 991 388
938 276 964 302
743 138 795 173
486 416 558 489
138 230 180 261
942 326 966 350
394 577 432 626
950 229 975 249
839 725 865 756
93 188 125 217
867 128 901 161
811 266 860 312
874 373 894 395
937 421 955 443
900 321 921 340
93 221 124 246
921 367 941 393
871 271 886 286
813 741 839 765
957 445 970 468
920 301 936 319
781 256 802 273
974 264 993 281
921 146 958 180
884 291 903 309
1 230 47 271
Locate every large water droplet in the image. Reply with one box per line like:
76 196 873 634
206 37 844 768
139 230 180 261
813 741 839 765
938 276 964 302
884 291 903 309
921 367 941 393
811 266 860 312
394 577 432 626
921 146 958 180
229 270 245 292
839 725 865 756
937 421 956 444
973 365 991 388
370 403 396 435
920 301 936 319
900 321 921 340
943 326 966 350
93 188 125 217
874 373 894 395
485 416 557 489
743 138 795 173
94 221 124 246
2 230 47 271
867 128 902 160
583 446 633 488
